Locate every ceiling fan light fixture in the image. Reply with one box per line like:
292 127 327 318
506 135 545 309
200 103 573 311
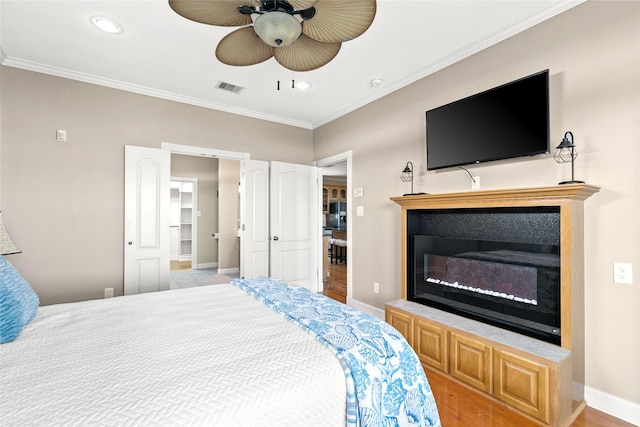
253 12 302 47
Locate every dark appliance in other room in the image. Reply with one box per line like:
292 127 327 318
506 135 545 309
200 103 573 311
327 201 347 230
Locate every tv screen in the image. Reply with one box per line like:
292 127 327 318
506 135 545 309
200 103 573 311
426 70 550 171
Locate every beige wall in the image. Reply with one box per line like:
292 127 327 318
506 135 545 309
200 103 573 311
0 67 313 305
218 159 240 271
313 1 639 406
171 154 219 266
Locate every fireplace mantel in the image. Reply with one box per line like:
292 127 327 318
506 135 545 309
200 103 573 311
390 183 600 208
388 184 599 426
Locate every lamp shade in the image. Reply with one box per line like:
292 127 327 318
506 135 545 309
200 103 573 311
400 162 413 182
254 12 302 47
0 212 21 255
553 132 578 163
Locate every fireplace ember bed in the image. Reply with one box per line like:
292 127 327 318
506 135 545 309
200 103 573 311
389 184 599 427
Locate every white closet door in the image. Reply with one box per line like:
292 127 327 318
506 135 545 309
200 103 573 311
240 160 320 293
240 159 270 279
269 161 319 293
124 145 170 295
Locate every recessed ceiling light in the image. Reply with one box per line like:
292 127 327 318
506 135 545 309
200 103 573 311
91 16 122 34
370 78 383 87
294 80 312 90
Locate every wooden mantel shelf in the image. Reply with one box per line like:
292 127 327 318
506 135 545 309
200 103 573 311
390 183 600 208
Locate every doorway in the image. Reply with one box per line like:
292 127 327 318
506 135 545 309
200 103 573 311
315 151 353 304
169 177 197 271
164 144 247 289
125 143 321 294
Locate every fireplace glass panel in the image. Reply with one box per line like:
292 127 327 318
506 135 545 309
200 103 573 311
407 207 561 344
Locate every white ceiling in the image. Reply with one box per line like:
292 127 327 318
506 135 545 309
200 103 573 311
0 1 582 130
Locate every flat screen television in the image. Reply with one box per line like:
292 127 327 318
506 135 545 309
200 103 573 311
426 70 550 171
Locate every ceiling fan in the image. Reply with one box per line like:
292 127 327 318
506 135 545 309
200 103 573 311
168 0 377 72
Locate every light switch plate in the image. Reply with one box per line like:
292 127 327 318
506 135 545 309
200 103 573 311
356 206 364 216
354 188 364 198
56 129 67 142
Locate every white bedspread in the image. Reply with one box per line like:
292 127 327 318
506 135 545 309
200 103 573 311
0 284 347 426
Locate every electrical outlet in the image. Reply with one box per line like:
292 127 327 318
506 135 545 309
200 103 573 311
613 263 633 284
373 282 380 294
104 287 114 298
471 176 481 190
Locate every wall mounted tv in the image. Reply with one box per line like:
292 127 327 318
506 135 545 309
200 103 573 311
426 70 550 171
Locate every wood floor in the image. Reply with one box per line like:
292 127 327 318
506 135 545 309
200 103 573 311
426 367 634 427
170 259 192 270
323 261 347 303
322 262 632 427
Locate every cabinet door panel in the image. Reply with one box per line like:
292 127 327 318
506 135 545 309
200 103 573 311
414 319 448 373
494 349 550 423
386 308 413 345
450 333 492 393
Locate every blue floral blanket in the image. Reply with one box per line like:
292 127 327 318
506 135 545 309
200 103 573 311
232 277 441 427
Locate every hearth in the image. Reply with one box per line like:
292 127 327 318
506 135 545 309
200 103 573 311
407 207 561 344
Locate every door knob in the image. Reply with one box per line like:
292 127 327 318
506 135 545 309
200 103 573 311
128 241 133 245
273 236 279 241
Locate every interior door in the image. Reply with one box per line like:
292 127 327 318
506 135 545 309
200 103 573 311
270 161 319 292
124 145 171 295
240 159 270 279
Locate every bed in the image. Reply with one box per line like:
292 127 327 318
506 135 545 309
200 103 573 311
0 256 441 426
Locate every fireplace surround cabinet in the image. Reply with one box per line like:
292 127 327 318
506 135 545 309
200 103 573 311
388 184 599 427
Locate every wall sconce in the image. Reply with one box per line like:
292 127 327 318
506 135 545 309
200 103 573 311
0 212 21 255
553 131 584 185
400 161 426 196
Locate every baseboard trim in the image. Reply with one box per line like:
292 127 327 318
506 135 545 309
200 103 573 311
218 267 239 275
585 386 640 426
196 262 218 269
347 298 385 320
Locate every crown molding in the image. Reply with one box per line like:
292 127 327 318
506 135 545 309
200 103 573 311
1 56 314 130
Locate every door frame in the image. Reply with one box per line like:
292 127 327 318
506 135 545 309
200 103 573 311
315 151 353 304
162 143 249 271
162 143 250 161
162 143 321 291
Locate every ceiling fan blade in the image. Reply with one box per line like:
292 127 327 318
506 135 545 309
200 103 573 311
216 27 274 66
169 0 255 27
273 33 340 71
288 0 318 10
302 0 376 43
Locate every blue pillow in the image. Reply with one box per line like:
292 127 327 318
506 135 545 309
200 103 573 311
0 255 39 344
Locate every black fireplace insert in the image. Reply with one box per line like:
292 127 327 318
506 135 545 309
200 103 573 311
407 207 561 344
